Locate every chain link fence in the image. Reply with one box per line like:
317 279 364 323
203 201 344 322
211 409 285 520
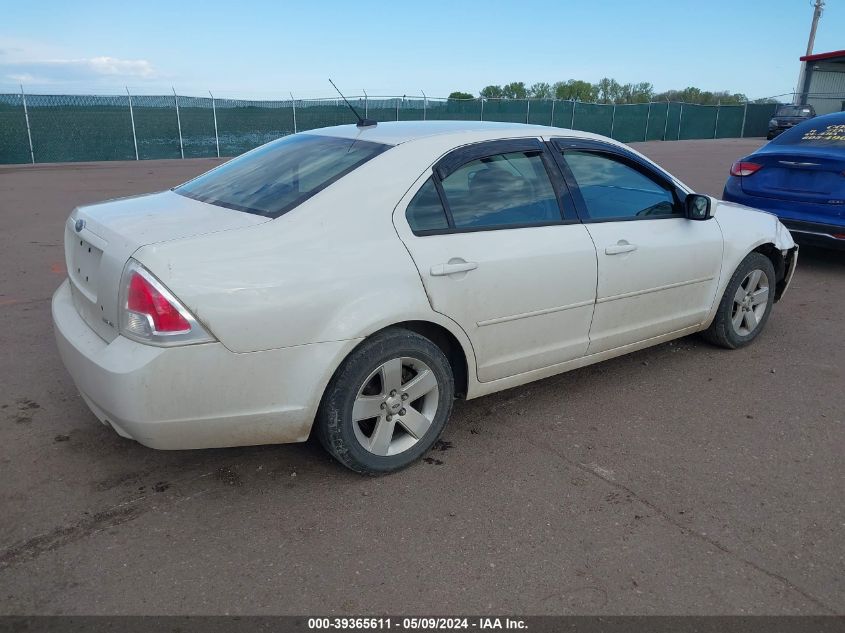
0 91 781 165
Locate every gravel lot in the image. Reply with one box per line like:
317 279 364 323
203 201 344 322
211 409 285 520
0 138 842 615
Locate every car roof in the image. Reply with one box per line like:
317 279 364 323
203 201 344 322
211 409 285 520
805 110 845 124
305 120 610 146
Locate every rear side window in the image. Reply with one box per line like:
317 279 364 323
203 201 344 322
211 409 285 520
406 178 450 232
439 151 561 229
175 134 389 218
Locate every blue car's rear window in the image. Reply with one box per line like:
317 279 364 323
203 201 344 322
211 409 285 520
771 120 845 148
175 134 390 218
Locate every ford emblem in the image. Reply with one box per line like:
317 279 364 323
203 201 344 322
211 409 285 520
74 219 85 233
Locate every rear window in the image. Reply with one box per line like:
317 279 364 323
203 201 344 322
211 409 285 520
175 134 389 218
771 119 845 147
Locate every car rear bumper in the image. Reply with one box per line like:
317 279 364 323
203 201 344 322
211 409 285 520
52 279 358 449
723 182 844 248
780 219 845 250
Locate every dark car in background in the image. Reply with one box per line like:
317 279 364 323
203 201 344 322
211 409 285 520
723 111 845 250
767 104 816 140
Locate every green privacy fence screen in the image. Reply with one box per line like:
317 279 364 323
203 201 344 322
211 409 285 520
0 93 778 165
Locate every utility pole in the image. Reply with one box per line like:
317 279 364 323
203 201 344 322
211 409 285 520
795 0 824 104
806 0 824 56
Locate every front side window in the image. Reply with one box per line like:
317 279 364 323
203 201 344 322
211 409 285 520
563 151 679 220
175 134 389 218
439 151 561 229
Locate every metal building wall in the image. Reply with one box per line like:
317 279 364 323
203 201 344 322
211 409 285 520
806 62 845 114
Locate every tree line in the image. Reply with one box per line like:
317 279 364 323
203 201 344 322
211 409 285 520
448 79 777 105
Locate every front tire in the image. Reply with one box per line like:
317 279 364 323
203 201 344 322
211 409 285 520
702 252 776 349
317 328 454 474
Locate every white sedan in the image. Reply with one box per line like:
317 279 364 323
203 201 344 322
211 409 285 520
52 121 798 474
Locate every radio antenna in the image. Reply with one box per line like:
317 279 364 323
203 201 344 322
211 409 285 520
329 79 377 128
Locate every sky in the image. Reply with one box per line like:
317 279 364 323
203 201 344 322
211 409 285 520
1 0 843 100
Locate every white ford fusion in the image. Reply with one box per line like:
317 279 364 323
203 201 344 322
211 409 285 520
52 120 798 474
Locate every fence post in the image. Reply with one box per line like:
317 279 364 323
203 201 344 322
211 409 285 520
525 99 530 124
172 87 184 159
550 99 556 126
20 85 34 164
363 89 368 118
126 87 139 160
610 104 617 139
677 103 684 140
396 96 401 121
713 100 720 139
209 91 220 158
662 101 670 141
740 102 748 138
421 91 427 120
570 99 576 129
290 92 297 133
480 98 484 121
644 102 652 141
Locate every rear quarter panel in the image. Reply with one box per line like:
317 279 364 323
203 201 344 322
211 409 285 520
132 142 478 372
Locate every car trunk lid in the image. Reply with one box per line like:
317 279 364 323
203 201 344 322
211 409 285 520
65 190 269 342
740 150 845 210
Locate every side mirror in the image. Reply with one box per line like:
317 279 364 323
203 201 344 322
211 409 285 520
685 193 712 221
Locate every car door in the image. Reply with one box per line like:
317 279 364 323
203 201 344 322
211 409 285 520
550 139 723 354
393 138 597 383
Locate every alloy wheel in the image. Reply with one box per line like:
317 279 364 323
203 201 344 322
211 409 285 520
352 357 440 456
731 269 769 336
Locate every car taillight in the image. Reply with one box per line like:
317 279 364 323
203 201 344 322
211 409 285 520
127 272 191 333
730 161 763 177
119 259 214 346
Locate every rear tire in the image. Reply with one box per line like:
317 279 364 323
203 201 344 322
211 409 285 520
317 328 454 475
702 252 776 349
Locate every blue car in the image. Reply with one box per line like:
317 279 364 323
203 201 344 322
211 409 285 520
723 111 845 250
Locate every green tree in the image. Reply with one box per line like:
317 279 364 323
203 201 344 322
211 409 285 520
596 77 622 104
528 82 552 99
502 81 528 99
553 79 597 102
713 91 748 104
448 91 474 100
653 86 749 105
630 82 654 103
479 85 504 99
618 83 634 104
680 87 703 103
479 77 753 105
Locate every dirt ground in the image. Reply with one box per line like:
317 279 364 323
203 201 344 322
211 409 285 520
0 138 843 615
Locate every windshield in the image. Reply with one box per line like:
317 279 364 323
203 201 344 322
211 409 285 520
771 118 845 148
775 106 813 117
175 134 390 218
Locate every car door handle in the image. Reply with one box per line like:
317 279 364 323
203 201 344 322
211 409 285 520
430 260 478 276
605 240 637 255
